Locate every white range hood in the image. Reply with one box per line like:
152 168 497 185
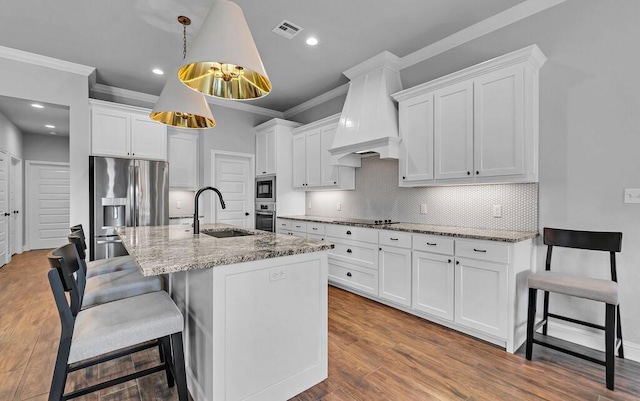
328 51 403 167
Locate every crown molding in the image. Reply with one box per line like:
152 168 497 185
254 118 303 131
91 83 284 118
399 0 566 69
343 51 401 79
283 83 349 119
0 45 95 76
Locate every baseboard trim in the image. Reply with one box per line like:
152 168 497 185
546 321 640 362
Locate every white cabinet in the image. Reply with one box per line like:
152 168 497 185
254 119 304 216
291 114 355 190
255 128 276 176
378 230 412 307
393 45 546 186
91 100 167 160
168 130 199 189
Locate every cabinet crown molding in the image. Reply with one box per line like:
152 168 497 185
254 118 302 132
291 113 340 135
392 45 547 102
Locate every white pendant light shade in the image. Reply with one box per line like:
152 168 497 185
150 71 216 129
178 0 271 100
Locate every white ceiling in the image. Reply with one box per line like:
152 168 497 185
0 96 69 136
0 0 526 110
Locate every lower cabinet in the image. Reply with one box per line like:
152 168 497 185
378 230 412 307
412 251 454 320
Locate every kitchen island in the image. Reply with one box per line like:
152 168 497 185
118 224 333 401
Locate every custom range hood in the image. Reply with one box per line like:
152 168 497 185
328 51 403 167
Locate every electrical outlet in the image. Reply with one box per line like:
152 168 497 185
492 204 502 218
308 202 312 210
336 202 341 211
269 267 287 282
176 200 183 209
624 188 640 204
420 204 427 214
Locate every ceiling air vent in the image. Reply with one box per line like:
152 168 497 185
272 19 303 39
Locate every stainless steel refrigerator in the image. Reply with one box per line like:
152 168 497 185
89 156 169 260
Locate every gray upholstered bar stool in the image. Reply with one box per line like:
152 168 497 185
47 243 188 401
526 227 623 390
69 224 137 278
67 233 163 309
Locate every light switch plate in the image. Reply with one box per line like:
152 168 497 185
336 202 342 211
176 200 183 209
420 204 427 214
492 204 502 218
624 188 640 203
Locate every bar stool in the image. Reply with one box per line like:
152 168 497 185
47 243 188 401
67 233 162 309
69 224 137 278
526 227 623 390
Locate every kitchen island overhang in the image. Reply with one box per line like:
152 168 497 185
118 224 333 401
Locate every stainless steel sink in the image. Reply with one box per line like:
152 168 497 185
201 229 255 238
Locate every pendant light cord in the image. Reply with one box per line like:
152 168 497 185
183 21 187 60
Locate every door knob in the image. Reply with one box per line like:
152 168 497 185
3 212 10 216
245 212 250 216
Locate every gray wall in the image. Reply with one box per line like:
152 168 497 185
0 110 23 158
297 0 640 347
22 133 69 163
287 94 347 125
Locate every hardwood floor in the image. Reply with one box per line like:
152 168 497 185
1 250 640 400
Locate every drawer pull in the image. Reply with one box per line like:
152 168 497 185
295 225 301 228
473 248 487 253
456 261 460 265
390 238 399 241
426 242 437 246
448 259 452 263
346 230 352 235
346 272 352 277
346 248 353 253
312 227 318 230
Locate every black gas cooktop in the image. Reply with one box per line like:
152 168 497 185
330 218 399 226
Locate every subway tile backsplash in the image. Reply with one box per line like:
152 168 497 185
305 156 538 232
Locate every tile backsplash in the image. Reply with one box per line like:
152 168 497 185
305 156 538 232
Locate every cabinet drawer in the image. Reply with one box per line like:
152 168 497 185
291 221 307 233
306 223 325 235
412 234 454 255
455 239 509 264
379 230 412 248
307 233 326 242
278 229 293 236
327 237 378 270
277 219 292 230
328 260 378 296
325 224 377 243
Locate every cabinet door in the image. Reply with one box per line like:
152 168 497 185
305 130 322 187
412 251 454 321
320 124 339 187
454 257 508 338
473 65 524 178
130 113 167 160
168 131 199 189
399 93 434 182
91 107 130 157
379 246 412 307
434 81 473 180
292 135 306 188
255 130 268 176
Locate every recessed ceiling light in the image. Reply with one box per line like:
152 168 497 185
45 124 55 129
31 103 44 109
152 68 164 75
306 37 318 46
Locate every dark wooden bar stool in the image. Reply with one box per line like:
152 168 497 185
69 224 137 278
526 227 623 390
47 243 188 401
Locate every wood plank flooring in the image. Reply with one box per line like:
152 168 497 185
1 250 640 400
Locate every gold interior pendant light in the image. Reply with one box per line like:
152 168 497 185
178 0 271 101
150 16 216 129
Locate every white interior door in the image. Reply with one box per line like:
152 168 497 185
26 161 70 250
0 150 8 266
10 156 22 255
212 152 253 228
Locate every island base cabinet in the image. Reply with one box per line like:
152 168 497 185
412 251 454 321
170 252 329 401
454 257 508 339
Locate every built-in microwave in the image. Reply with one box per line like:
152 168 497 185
256 175 275 202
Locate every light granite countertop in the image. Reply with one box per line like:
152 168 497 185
278 215 538 243
118 224 333 276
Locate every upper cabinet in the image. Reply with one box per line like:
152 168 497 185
291 114 355 191
392 45 546 187
90 100 167 160
168 130 199 189
255 128 276 176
